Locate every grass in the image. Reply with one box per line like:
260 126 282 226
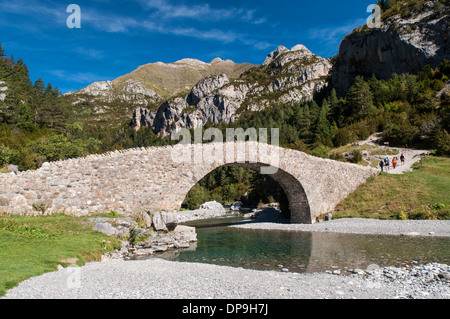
330 156 450 220
329 143 374 156
0 213 121 296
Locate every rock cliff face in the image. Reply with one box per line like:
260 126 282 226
0 80 7 102
331 1 449 96
65 79 162 106
131 44 332 136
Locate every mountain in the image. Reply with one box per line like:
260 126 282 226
66 58 255 106
113 58 255 100
332 0 449 96
64 57 256 129
131 44 332 136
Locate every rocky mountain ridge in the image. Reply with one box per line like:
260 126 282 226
65 79 162 107
131 44 332 136
112 57 254 101
64 57 256 129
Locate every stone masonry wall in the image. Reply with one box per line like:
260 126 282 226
0 142 377 223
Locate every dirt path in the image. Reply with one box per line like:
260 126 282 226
359 133 429 174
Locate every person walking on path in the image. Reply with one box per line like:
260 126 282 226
379 160 384 172
392 157 397 169
400 154 405 165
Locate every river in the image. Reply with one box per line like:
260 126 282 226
141 214 450 274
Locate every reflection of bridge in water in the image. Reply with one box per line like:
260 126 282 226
0 142 377 224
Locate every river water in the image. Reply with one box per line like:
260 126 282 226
147 214 450 274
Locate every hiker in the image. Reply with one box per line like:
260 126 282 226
385 157 390 170
379 160 384 172
392 157 397 169
400 153 405 165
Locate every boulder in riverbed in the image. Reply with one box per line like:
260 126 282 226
200 201 226 213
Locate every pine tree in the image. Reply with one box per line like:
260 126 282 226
2 59 33 124
29 78 46 125
298 104 311 142
314 99 334 144
39 83 67 130
0 42 6 79
346 76 374 120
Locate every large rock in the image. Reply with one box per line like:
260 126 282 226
152 211 168 232
93 222 118 237
161 211 178 231
11 195 31 214
230 201 243 211
136 211 152 229
200 201 226 213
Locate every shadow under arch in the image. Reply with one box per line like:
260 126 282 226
226 163 311 224
183 161 312 224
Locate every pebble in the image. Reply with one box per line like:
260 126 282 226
3 259 448 299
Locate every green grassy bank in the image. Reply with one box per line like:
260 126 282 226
0 214 120 296
331 156 450 220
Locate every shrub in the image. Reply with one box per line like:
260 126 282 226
382 122 419 147
333 128 354 147
350 150 363 163
432 129 450 156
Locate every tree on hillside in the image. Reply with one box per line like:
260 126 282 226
295 105 311 142
0 43 6 78
39 84 68 131
314 99 334 145
346 76 374 120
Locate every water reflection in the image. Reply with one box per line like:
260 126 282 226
143 216 450 273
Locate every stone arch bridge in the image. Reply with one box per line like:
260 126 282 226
0 142 377 224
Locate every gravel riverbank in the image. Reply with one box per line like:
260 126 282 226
231 213 450 237
2 214 450 299
2 258 449 299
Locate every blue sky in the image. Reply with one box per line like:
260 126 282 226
1 0 375 93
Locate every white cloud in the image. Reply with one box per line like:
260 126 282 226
139 0 262 23
141 16 272 49
48 69 113 84
308 18 366 43
1 0 273 51
74 47 105 60
307 18 367 57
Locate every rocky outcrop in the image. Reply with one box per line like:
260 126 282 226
65 80 162 106
131 107 156 131
176 201 230 223
331 1 450 96
90 213 197 259
131 44 332 136
0 80 7 102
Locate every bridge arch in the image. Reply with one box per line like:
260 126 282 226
182 162 312 224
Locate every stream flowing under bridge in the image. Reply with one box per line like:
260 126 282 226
0 142 377 224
